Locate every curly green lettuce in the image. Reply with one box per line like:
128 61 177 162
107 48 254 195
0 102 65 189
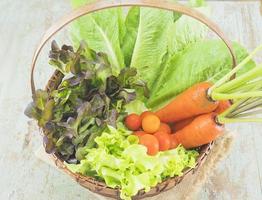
66 126 198 200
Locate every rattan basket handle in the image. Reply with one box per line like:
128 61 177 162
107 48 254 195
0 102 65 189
30 0 236 95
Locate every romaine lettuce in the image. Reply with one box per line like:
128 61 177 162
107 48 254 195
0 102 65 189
70 0 126 75
122 7 174 89
148 40 256 109
167 6 210 55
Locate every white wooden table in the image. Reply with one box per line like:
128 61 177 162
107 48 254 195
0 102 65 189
0 1 261 199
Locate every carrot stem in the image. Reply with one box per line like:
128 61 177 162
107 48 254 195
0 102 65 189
211 91 262 100
209 44 262 93
232 109 262 118
229 98 262 116
236 98 262 110
227 80 262 93
217 116 262 123
213 65 262 93
218 99 244 118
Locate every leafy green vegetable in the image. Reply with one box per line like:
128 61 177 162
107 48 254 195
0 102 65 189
24 90 54 127
124 99 147 114
167 6 210 55
121 1 209 90
148 40 256 109
49 40 94 75
25 41 146 161
69 0 210 92
121 7 140 67
66 126 198 200
117 6 127 47
70 0 125 74
122 7 174 89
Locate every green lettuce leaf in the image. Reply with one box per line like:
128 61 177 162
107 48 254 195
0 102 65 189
66 126 198 200
124 99 147 115
121 1 209 90
117 8 127 47
121 7 140 67
122 7 174 89
70 0 125 74
167 6 210 55
148 40 256 109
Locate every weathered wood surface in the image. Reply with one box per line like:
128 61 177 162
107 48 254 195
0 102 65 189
0 0 261 200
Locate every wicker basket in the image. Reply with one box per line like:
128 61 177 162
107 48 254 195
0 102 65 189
30 0 237 199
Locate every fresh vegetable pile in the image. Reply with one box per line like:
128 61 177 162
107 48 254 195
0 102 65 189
25 0 262 199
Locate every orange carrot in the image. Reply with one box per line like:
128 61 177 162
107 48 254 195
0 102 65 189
172 100 232 131
174 113 224 149
214 100 231 114
155 82 219 123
